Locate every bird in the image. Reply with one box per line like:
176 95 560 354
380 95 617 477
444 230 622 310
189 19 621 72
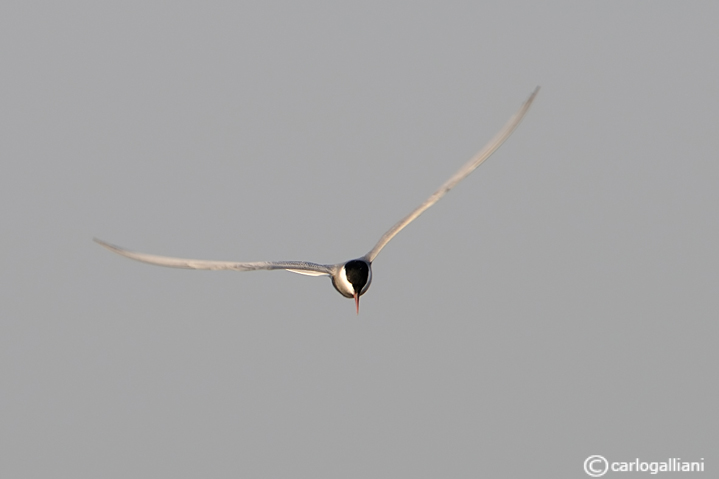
95 87 539 314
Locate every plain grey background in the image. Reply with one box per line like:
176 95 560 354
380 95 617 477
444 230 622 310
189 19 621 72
1 1 717 478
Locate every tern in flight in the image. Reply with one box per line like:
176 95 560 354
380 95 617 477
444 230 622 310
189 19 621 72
96 87 539 313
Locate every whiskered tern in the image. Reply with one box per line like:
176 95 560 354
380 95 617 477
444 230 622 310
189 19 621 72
95 87 539 313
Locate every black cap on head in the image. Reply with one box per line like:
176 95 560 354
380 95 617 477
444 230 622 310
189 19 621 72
344 260 370 293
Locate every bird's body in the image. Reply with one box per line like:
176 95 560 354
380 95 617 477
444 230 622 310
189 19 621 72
95 88 539 313
331 259 372 314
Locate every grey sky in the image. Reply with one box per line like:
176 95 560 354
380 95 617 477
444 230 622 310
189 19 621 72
1 2 717 478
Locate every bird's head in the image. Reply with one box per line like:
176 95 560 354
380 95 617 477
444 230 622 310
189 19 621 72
332 259 372 314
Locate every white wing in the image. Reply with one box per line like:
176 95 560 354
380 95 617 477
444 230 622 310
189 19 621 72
94 239 333 276
364 87 539 263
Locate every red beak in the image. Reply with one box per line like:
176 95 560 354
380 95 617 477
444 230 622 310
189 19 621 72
354 292 360 315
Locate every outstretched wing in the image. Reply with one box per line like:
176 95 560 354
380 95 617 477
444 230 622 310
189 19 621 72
94 239 333 276
364 87 539 263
